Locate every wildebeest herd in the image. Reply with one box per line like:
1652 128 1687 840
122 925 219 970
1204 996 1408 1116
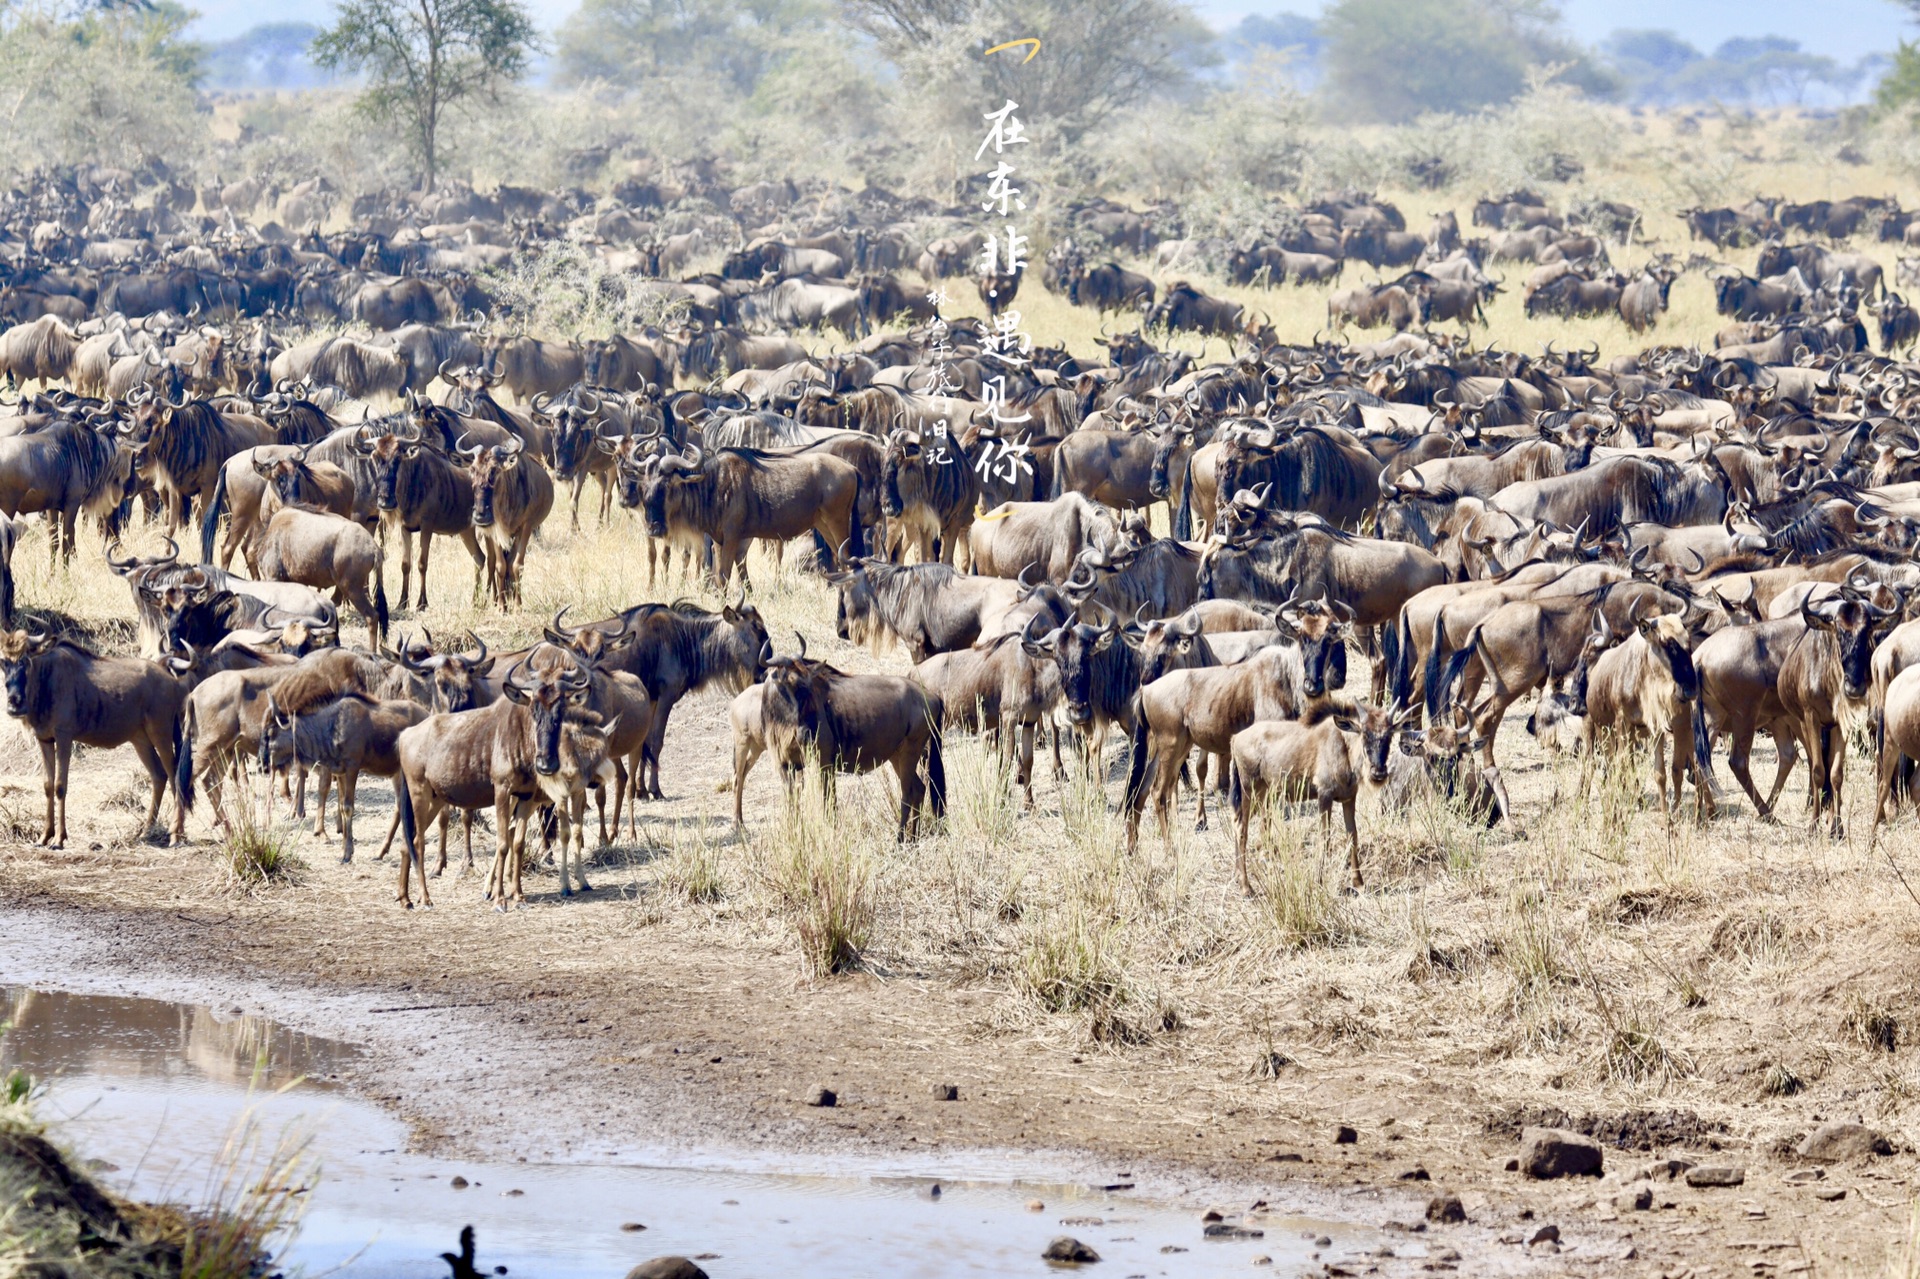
8 162 1920 910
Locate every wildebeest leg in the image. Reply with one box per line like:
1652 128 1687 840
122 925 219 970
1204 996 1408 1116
412 531 433 611
1875 738 1905 832
1825 722 1847 838
1341 796 1361 888
376 805 402 861
1723 724 1770 816
32 738 55 845
52 734 83 846
1194 750 1211 830
1232 772 1255 896
1763 728 1798 812
339 769 359 864
1050 723 1064 781
733 734 765 829
1652 734 1671 820
130 736 168 842
59 509 78 569
1016 719 1037 808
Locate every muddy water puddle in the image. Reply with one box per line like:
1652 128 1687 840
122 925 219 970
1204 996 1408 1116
3 985 1381 1277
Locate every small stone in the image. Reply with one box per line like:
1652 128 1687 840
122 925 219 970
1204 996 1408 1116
1503 1157 1519 1172
1437 1249 1460 1261
1334 1125 1358 1144
1027 1199 1045 1212
1202 1209 1224 1223
1518 1127 1603 1179
450 1176 469 1189
1159 1245 1187 1254
1315 1236 1332 1247
1783 1168 1825 1184
503 1188 523 1197
806 1087 837 1108
1204 1223 1264 1239
1799 1122 1895 1162
930 1083 959 1101
1426 1194 1466 1224
1251 1256 1271 1267
1643 1157 1695 1181
624 1260 708 1279
1398 1165 1431 1181
1042 1236 1100 1263
620 1222 647 1232
1614 1182 1654 1212
1684 1165 1746 1188
1527 1225 1560 1247
1814 1186 1847 1202
1372 1246 1396 1258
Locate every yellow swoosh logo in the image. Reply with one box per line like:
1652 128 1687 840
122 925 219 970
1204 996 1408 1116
984 38 1041 63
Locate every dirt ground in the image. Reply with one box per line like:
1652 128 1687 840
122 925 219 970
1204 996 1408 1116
5 569 1920 1279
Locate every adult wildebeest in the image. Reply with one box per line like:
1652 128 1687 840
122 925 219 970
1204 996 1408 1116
1580 609 1712 820
832 559 1022 662
353 423 485 610
639 443 864 589
0 623 186 847
255 502 390 648
482 335 584 403
881 429 980 565
968 492 1126 580
756 637 947 840
460 434 554 607
271 336 412 401
1777 590 1894 838
1144 282 1251 337
0 413 135 564
0 315 79 389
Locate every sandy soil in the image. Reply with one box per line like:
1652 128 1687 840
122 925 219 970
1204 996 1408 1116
4 649 1920 1279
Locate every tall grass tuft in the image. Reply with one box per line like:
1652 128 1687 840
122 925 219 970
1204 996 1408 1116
1018 905 1129 1018
663 818 727 905
1252 793 1357 949
174 1100 316 1279
220 765 305 890
762 762 875 976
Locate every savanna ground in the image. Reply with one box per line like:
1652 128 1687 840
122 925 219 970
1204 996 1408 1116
15 115 1920 1274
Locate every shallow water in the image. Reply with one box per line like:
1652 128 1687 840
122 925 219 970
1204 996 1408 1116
2 984 1387 1278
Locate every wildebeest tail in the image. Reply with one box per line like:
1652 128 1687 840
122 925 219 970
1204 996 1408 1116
1123 714 1151 814
1172 453 1192 541
374 562 389 643
847 481 867 560
1048 444 1065 500
1690 701 1712 785
200 462 229 564
924 699 947 818
396 773 419 868
1433 623 1481 718
1381 611 1405 709
175 701 196 812
1422 610 1450 720
1228 759 1244 821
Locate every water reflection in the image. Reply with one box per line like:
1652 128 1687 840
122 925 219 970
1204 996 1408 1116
0 985 1374 1278
3 987 355 1089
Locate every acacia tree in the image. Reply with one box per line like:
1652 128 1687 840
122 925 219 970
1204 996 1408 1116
312 0 540 190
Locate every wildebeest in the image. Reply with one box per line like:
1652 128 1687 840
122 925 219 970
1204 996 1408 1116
0 623 186 847
967 492 1125 580
0 315 80 389
271 336 412 401
460 434 554 607
1144 282 1251 337
0 412 135 563
1580 609 1712 820
1229 706 1367 893
1777 590 1893 837
755 636 947 840
881 429 979 564
831 559 1022 662
257 691 426 863
255 503 389 648
638 443 864 589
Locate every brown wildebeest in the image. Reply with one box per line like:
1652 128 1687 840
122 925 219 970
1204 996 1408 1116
758 636 947 840
255 503 389 649
881 428 980 565
1125 604 1347 853
1229 706 1366 893
258 690 425 863
830 559 1024 663
0 623 186 847
1580 609 1714 820
393 651 598 909
967 492 1124 580
353 423 484 610
639 442 865 590
1777 590 1895 837
459 433 554 608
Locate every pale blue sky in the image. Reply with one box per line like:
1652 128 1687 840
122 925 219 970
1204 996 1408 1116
187 0 1913 63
